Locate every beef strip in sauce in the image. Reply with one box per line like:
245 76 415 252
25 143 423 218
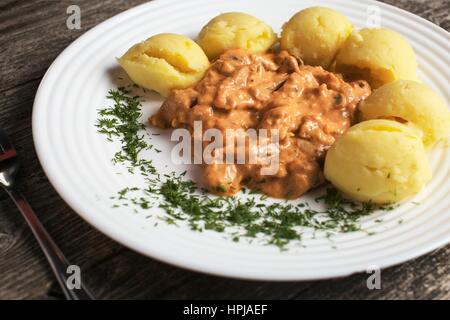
150 49 371 199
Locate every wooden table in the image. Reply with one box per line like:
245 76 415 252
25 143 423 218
0 0 449 300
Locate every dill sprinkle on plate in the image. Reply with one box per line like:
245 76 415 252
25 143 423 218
96 87 156 174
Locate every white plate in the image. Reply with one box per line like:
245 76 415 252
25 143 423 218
32 0 450 280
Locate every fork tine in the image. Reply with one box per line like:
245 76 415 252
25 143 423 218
0 128 17 161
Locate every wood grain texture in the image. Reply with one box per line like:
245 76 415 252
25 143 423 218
0 0 449 300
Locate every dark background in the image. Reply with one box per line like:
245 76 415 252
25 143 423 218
0 0 449 299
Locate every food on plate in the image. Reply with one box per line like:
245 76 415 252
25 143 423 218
359 80 450 147
324 119 432 203
112 7 447 205
197 12 277 60
89 4 450 251
280 7 353 68
150 49 371 198
335 28 418 88
118 33 209 96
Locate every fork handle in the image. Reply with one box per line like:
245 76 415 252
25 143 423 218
6 188 95 300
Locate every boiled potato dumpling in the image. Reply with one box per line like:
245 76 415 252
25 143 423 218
118 33 210 96
324 119 431 204
359 80 450 147
280 7 353 68
335 28 418 88
197 12 276 60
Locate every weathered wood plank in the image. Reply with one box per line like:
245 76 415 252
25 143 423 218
293 246 450 300
0 0 147 300
382 0 450 31
0 0 448 300
0 0 148 91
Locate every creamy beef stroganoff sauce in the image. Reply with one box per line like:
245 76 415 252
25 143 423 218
151 49 371 199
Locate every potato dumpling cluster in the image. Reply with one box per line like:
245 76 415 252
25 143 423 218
280 7 353 68
197 12 277 60
324 120 432 204
118 33 209 96
360 80 450 147
335 28 418 88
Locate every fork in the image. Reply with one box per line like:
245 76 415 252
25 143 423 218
0 128 94 300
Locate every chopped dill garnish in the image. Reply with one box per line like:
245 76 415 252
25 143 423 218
151 175 385 248
96 88 156 174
